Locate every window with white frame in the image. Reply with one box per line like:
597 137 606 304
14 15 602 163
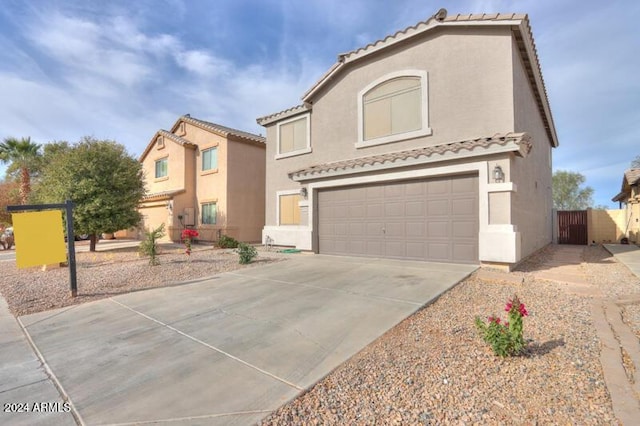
278 193 301 225
202 202 217 225
155 157 168 178
357 71 431 148
202 147 218 171
276 114 311 158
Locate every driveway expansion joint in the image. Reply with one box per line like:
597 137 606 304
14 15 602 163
109 298 304 391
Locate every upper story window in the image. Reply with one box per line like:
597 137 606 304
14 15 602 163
202 147 218 171
155 157 168 178
357 70 431 148
276 113 311 159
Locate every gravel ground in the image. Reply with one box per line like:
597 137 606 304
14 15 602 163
260 244 639 425
2 243 638 424
0 243 286 316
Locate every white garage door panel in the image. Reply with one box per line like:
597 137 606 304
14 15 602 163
317 175 479 263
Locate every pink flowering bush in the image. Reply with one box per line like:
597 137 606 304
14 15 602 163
475 295 528 357
181 228 199 257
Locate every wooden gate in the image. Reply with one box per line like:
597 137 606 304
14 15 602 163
557 210 588 245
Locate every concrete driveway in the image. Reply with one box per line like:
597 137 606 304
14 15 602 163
17 254 476 425
605 244 640 279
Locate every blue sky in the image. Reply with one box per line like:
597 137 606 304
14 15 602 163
0 0 638 208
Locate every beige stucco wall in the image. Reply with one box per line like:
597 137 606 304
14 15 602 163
587 209 626 243
140 138 196 241
510 38 554 259
264 26 515 227
138 122 265 243
626 201 640 243
189 124 228 241
227 138 265 242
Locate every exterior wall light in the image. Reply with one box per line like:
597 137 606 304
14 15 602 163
300 187 308 198
493 165 505 183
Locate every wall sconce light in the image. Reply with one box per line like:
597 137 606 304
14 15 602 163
493 165 505 183
300 187 308 198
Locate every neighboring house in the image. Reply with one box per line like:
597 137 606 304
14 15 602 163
257 10 559 269
612 169 640 243
136 114 266 243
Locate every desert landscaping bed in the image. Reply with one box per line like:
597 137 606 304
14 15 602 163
261 245 639 425
0 244 285 316
1 244 638 424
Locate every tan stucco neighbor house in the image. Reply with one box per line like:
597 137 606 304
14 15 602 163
257 10 559 269
137 115 266 243
612 169 640 243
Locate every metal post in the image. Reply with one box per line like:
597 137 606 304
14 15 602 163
65 200 78 297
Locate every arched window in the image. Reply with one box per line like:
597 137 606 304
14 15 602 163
357 71 431 147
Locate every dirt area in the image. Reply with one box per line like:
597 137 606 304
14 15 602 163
0 243 285 316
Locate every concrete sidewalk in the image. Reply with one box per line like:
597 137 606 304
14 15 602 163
0 297 76 425
8 255 475 425
604 243 640 279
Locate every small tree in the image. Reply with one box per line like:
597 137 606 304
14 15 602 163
552 170 594 210
0 180 20 224
139 224 165 266
35 137 145 251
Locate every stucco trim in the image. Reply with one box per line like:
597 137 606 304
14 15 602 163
276 189 303 226
356 70 432 148
275 113 312 160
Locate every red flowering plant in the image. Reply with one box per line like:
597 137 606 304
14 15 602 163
181 228 199 257
475 295 528 357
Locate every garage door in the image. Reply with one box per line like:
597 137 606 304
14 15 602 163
317 174 478 263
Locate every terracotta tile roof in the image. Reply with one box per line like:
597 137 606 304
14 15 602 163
289 132 530 180
139 129 197 162
256 104 310 126
157 130 195 147
141 189 186 201
613 169 640 202
180 115 265 144
338 13 528 63
625 169 640 185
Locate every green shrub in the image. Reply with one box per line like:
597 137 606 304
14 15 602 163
217 234 239 249
138 224 165 265
236 243 258 264
475 295 528 357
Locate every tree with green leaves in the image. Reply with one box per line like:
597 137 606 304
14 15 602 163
552 170 594 210
35 137 146 251
0 180 20 224
0 137 42 204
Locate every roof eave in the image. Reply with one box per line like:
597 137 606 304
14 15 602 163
257 104 311 127
290 138 527 182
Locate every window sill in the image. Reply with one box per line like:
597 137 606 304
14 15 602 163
356 127 432 149
154 176 169 182
201 169 219 176
275 147 312 160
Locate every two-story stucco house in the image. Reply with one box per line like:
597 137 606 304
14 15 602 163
257 11 558 270
137 114 266 242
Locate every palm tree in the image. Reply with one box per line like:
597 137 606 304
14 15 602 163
0 137 42 204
